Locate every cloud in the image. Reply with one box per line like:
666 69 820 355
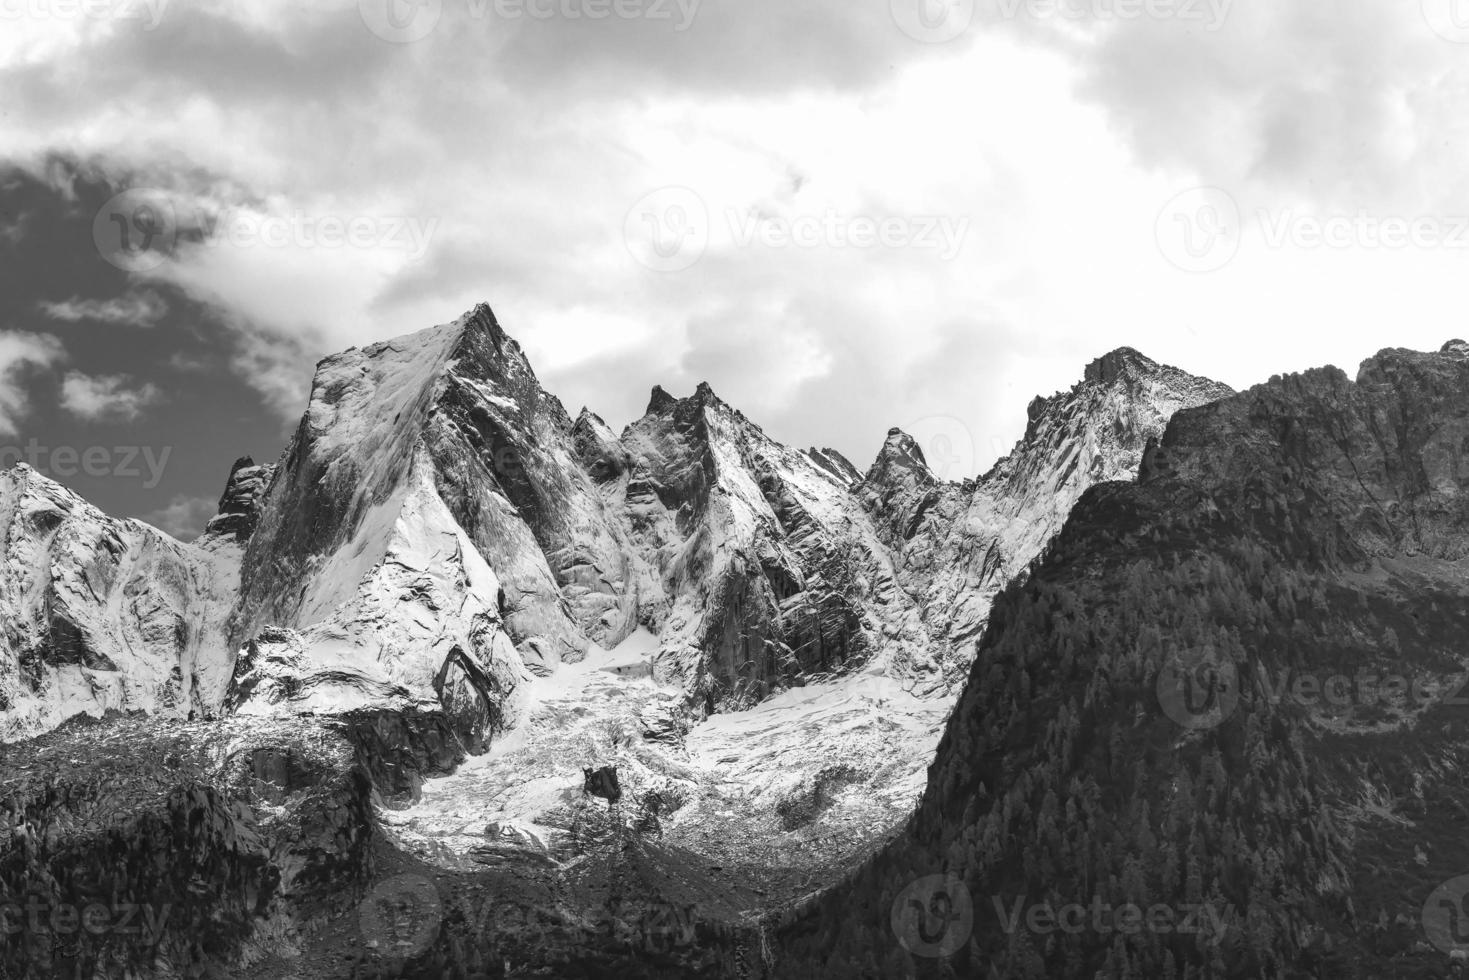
978 0 1469 208
137 493 217 541
59 371 165 422
4 0 1469 478
0 209 29 245
39 289 169 327
0 331 66 438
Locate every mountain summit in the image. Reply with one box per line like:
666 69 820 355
0 305 1239 977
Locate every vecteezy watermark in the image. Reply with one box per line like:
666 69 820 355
488 0 699 28
1 442 171 489
1158 186 1469 273
1256 211 1469 252
1158 652 1469 731
1424 874 1469 956
624 187 710 273
994 0 1234 30
0 899 171 941
890 0 976 43
92 188 438 272
191 208 437 259
1424 875 1469 957
0 0 168 29
892 875 974 958
358 0 699 42
1155 187 1242 274
359 874 443 959
358 0 443 41
93 189 177 274
992 896 1230 946
1156 647 1240 731
1422 0 1469 43
623 188 969 272
727 210 970 261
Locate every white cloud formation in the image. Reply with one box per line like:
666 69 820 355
0 331 66 438
38 289 168 327
59 371 165 422
4 1 1469 471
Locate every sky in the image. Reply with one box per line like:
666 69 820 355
2 0 1469 537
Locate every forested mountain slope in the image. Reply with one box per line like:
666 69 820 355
780 341 1469 979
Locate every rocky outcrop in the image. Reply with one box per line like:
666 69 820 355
0 466 235 741
221 306 643 750
861 347 1233 674
202 456 276 543
611 382 936 708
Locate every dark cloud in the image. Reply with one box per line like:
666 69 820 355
0 161 291 537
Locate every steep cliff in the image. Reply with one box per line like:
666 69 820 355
0 465 235 740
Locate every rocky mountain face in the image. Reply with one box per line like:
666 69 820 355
861 347 1234 675
0 466 236 741
607 380 936 708
203 456 275 543
0 307 1225 749
0 303 1238 978
780 341 1469 979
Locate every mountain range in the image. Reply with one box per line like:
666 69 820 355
9 306 1461 977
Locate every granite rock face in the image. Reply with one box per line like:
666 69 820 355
0 466 236 741
608 381 936 709
0 305 1229 771
860 347 1234 675
202 456 275 543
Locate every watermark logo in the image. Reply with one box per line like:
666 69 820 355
93 189 177 273
624 189 970 269
1158 653 1468 731
625 187 709 273
0 0 169 29
1423 874 1469 955
0 899 171 940
892 875 974 958
727 209 969 260
93 189 438 269
1257 211 1469 252
194 208 438 259
359 0 443 42
2 443 171 489
358 874 443 959
489 0 700 28
1155 187 1241 273
993 896 1229 946
902 416 976 481
1156 647 1239 730
891 0 975 43
1159 187 1469 273
994 0 1233 30
360 0 699 41
1423 0 1469 43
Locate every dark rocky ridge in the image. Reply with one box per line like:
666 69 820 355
203 456 276 543
779 342 1469 978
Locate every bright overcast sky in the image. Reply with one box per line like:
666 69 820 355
2 0 1469 535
